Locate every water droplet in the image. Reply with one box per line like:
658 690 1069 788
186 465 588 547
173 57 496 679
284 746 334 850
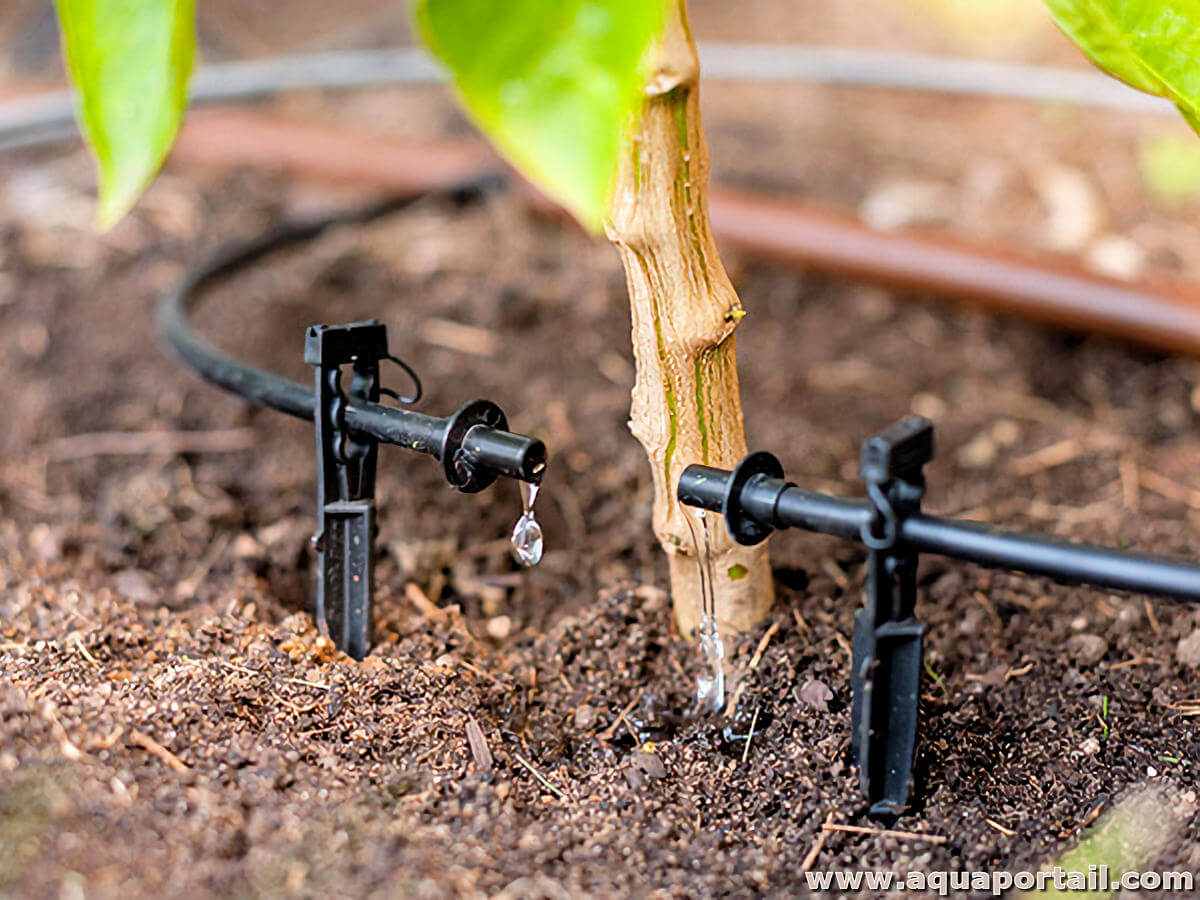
510 482 543 567
696 614 726 715
684 506 725 714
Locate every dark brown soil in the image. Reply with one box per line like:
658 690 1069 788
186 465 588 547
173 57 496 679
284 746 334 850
5 18 1200 892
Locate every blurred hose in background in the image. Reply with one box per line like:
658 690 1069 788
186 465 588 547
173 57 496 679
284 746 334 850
7 42 1200 359
0 43 1173 151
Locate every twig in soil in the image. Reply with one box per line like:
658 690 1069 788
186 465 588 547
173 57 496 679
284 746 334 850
41 701 86 761
791 608 811 634
465 716 493 773
598 691 643 742
800 814 834 871
214 659 330 690
512 753 566 800
821 822 947 844
448 608 487 656
1139 469 1200 509
973 591 1003 630
41 428 256 461
404 582 449 623
725 681 749 719
1119 455 1140 510
1110 656 1160 670
748 622 779 670
1010 438 1083 476
1144 599 1162 637
741 705 761 764
129 730 189 773
820 558 848 590
1168 699 1200 717
984 818 1016 836
1005 662 1034 680
831 631 852 658
93 727 124 751
1077 798 1106 831
70 635 99 666
457 658 507 687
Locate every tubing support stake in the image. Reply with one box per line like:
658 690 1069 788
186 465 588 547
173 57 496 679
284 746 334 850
306 321 389 661
852 416 932 817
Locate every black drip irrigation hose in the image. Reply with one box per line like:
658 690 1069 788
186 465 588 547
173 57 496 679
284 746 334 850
159 187 449 424
159 176 544 480
159 175 546 660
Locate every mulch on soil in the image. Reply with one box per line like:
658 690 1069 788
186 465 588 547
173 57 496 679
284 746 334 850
4 97 1200 894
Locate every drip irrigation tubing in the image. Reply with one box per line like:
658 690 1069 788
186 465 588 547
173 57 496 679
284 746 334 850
157 173 547 488
0 43 1173 151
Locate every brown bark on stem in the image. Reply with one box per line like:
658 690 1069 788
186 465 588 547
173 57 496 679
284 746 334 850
605 0 773 636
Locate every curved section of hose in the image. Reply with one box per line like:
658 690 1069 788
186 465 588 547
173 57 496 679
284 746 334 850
157 180 498 421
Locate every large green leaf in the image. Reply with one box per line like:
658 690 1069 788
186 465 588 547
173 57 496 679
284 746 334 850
1044 0 1200 133
56 0 196 229
415 0 666 231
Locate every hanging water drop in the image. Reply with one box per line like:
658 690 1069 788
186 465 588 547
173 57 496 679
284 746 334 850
510 481 543 567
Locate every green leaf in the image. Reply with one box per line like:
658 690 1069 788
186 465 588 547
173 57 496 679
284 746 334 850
56 0 196 229
1043 0 1200 134
415 0 667 231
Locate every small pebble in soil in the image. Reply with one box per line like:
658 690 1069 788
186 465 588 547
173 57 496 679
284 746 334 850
232 534 262 560
573 705 598 731
486 616 512 640
630 748 666 780
798 679 833 712
1176 630 1200 667
1066 633 1109 667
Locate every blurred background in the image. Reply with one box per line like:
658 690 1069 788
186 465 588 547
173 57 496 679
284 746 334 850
7 0 1200 619
4 0 1200 268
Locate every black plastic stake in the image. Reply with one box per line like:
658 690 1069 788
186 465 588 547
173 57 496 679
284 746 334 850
851 417 932 816
306 321 389 660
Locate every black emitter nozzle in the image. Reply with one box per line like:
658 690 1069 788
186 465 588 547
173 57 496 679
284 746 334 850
679 452 790 546
342 397 545 492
